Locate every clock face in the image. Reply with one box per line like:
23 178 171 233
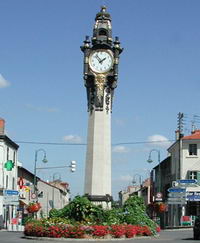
89 50 113 73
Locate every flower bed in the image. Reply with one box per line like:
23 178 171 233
24 222 160 239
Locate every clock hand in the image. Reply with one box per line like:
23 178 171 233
95 54 101 63
99 57 106 64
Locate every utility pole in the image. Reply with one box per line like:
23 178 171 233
177 112 184 180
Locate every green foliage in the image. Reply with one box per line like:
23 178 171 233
49 196 105 224
122 195 157 233
102 208 124 225
22 216 38 225
47 195 157 234
40 217 71 226
49 208 62 218
123 195 146 212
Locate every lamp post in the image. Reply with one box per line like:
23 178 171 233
132 174 143 187
0 145 5 189
53 172 61 182
33 149 48 198
147 149 161 194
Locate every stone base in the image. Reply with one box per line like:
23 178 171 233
85 194 112 209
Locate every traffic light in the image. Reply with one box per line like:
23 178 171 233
4 160 15 171
70 160 76 172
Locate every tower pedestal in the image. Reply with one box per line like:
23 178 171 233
84 91 112 208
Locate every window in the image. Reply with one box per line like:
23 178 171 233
12 178 15 190
189 144 197 156
99 29 107 36
13 151 16 164
189 171 197 180
6 175 8 188
6 147 9 160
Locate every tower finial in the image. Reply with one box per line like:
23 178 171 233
101 5 107 12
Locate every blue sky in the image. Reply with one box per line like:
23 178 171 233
0 0 200 200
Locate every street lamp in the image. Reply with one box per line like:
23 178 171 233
33 149 48 197
147 149 161 193
53 172 61 182
0 145 5 189
132 174 143 186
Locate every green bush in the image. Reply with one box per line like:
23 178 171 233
122 195 157 233
49 196 105 224
47 195 157 234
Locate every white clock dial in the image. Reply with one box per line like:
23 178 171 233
89 50 113 73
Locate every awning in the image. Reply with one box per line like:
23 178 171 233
19 199 29 206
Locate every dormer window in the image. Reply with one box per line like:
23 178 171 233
189 144 197 156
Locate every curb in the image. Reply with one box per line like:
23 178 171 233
23 235 156 241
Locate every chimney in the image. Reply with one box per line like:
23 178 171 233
0 118 5 135
175 130 180 140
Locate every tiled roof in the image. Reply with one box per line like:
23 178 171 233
182 130 200 140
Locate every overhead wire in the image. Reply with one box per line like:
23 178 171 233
14 139 175 146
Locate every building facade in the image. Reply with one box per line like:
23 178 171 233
18 166 70 220
0 119 19 230
152 130 200 227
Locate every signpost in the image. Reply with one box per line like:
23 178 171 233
155 192 163 202
167 200 186 205
168 192 186 198
186 192 200 201
177 179 197 184
168 187 186 193
3 190 19 206
167 187 186 204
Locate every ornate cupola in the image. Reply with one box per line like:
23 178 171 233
92 6 112 48
81 6 123 112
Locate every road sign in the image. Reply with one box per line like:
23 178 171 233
168 192 186 198
4 190 19 196
31 193 36 199
178 179 197 184
168 187 186 193
3 195 19 202
168 197 186 201
186 192 200 201
167 201 187 205
3 194 19 206
155 192 163 201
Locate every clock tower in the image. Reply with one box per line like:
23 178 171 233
81 6 123 207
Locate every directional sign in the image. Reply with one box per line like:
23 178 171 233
187 195 200 201
168 197 186 201
186 192 200 201
168 187 186 193
178 179 197 184
167 200 187 205
3 194 19 206
168 192 186 198
3 195 19 202
4 190 19 196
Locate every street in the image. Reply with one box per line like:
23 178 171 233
0 228 195 243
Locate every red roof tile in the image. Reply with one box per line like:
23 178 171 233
182 130 200 140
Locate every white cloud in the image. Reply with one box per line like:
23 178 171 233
114 119 125 126
0 74 10 88
25 104 59 113
112 145 129 153
147 134 171 148
63 135 82 143
119 174 133 182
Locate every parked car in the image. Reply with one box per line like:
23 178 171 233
194 216 200 240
